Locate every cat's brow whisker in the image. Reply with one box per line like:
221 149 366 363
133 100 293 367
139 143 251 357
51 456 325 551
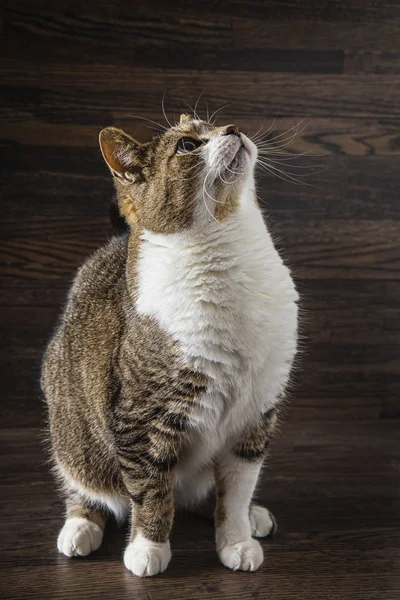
193 91 204 120
183 100 197 119
161 91 173 128
128 115 168 132
209 104 232 124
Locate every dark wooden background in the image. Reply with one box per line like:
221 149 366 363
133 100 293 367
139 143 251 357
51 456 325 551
1 2 399 599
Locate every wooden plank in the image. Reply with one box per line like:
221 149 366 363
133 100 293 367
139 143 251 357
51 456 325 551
2 65 400 119
1 359 397 428
2 152 400 221
1 219 398 281
2 10 344 73
6 0 400 26
233 20 400 53
1 422 399 599
1 116 400 158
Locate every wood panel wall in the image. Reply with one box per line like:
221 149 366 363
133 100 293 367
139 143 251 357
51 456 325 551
1 1 399 426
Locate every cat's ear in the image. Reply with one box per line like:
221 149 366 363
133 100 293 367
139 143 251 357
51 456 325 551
99 127 146 183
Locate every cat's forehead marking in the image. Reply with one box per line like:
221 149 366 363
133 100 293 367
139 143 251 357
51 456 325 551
175 118 217 139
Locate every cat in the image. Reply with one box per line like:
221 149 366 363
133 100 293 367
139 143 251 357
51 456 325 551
41 113 299 577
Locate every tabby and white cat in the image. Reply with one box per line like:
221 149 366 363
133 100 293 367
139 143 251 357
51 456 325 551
41 114 298 577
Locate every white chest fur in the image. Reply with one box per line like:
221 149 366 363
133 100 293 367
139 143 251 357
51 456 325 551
135 189 298 468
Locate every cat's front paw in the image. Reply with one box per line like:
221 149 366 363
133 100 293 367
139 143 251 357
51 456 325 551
124 535 171 577
57 517 103 557
218 538 264 572
250 504 277 538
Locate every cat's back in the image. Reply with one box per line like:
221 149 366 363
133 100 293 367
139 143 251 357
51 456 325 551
66 233 128 316
41 234 128 402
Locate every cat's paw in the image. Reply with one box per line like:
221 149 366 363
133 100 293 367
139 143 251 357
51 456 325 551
123 535 171 577
57 517 103 557
250 505 277 538
218 538 264 572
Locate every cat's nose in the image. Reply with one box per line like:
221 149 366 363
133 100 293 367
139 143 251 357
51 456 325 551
223 124 240 136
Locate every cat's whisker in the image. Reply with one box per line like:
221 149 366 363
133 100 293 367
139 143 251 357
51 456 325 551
257 159 319 188
209 104 232 124
181 167 207 181
251 119 276 144
128 115 168 132
224 162 244 176
259 158 327 169
254 118 306 147
264 119 311 149
193 91 204 120
256 132 304 154
258 162 326 178
262 116 309 145
219 172 241 185
255 120 310 156
250 124 267 143
203 174 227 204
202 171 222 223
256 124 309 154
161 91 173 129
183 100 197 119
182 160 205 173
257 149 328 160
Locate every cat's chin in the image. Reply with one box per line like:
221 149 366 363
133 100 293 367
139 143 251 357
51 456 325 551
240 133 258 164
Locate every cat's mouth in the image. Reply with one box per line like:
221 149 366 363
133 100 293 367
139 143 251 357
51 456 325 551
239 133 257 161
223 134 256 174
201 130 257 188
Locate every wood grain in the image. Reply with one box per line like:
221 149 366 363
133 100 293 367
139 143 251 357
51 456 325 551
2 64 400 119
1 422 399 600
1 2 399 597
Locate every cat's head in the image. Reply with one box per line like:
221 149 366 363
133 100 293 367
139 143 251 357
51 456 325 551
99 114 257 234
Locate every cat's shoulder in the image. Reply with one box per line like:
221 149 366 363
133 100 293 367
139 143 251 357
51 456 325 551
68 234 128 303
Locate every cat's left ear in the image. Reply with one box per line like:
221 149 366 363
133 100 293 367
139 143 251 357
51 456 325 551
99 127 147 183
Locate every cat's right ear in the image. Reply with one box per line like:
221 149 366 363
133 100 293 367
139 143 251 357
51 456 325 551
99 127 145 184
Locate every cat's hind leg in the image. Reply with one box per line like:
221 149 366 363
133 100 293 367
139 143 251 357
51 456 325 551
57 489 107 557
249 504 277 538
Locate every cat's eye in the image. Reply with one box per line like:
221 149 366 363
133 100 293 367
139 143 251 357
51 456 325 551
176 138 203 155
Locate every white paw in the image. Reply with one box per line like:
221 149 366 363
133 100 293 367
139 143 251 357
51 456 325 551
250 505 277 538
123 534 171 577
57 517 103 557
218 538 264 572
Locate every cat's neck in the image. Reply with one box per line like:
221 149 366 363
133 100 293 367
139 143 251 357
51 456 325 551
125 221 143 301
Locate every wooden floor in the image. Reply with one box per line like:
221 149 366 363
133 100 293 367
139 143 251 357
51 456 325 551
2 421 400 600
1 1 399 598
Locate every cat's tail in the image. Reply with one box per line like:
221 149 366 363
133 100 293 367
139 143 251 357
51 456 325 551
109 193 129 234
